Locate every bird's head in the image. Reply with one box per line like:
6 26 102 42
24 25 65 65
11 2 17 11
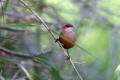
62 24 73 29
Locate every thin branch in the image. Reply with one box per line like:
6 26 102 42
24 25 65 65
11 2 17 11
101 8 120 18
19 0 83 80
0 11 62 29
0 46 52 58
19 0 56 40
74 0 99 29
73 61 86 65
0 10 53 26
0 27 25 32
0 2 4 9
99 15 114 27
80 0 99 44
70 59 83 80
74 4 91 29
18 63 33 80
11 69 21 80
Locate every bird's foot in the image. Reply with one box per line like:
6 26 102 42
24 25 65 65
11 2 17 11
66 55 70 60
55 38 59 43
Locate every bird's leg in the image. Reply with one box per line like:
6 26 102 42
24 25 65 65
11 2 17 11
55 38 70 60
66 49 70 60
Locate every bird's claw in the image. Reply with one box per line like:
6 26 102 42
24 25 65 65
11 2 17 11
55 39 59 43
66 55 70 60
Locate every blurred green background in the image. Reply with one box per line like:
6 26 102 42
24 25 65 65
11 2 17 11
0 0 120 80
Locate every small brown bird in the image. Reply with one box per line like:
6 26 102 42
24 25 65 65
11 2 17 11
57 24 76 59
59 24 76 49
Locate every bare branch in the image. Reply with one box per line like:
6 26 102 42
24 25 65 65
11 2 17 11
0 46 53 58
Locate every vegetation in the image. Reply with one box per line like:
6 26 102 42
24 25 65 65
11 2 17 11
0 0 120 80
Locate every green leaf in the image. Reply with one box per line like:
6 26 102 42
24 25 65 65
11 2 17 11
34 57 63 80
0 56 33 80
33 73 43 80
0 23 37 27
112 64 120 80
50 67 63 80
34 57 51 66
2 0 10 14
18 64 33 80
0 56 17 64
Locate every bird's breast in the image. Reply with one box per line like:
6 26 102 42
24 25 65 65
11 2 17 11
59 27 76 49
62 27 76 42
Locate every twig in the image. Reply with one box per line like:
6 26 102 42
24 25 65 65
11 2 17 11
19 0 83 80
19 0 68 57
70 59 83 80
74 4 91 29
74 0 99 29
18 63 33 80
73 61 86 64
11 69 21 80
80 0 99 44
0 10 54 26
19 0 56 40
101 8 120 18
0 2 4 9
0 27 25 32
0 46 52 58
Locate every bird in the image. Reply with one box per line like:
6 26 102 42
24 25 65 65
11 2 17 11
56 24 76 59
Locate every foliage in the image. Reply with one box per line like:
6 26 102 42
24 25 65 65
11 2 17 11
0 0 120 80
